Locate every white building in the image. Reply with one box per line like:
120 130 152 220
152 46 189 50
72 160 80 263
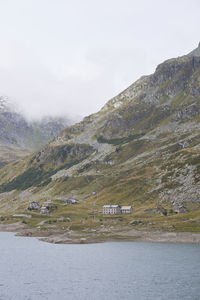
103 205 133 215
121 206 133 214
40 207 49 214
103 205 121 215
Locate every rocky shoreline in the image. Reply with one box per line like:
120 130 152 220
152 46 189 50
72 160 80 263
1 222 200 244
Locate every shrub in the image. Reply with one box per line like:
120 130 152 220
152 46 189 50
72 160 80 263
0 167 55 192
97 133 145 145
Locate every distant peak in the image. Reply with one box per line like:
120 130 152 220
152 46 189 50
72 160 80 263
0 95 11 112
187 42 200 57
0 95 19 113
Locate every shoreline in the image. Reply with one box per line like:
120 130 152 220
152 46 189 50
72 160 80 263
1 222 200 244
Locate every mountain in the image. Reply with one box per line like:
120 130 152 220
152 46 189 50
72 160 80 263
0 96 72 167
0 43 199 237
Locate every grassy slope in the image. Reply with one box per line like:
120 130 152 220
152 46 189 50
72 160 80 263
0 54 199 234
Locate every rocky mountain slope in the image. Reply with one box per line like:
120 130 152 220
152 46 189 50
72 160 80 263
0 43 199 235
0 96 71 167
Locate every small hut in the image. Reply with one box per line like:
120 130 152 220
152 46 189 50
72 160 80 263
40 207 49 214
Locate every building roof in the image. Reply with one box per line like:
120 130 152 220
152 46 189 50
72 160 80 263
121 206 132 209
103 205 120 208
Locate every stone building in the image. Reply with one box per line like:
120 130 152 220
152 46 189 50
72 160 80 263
29 201 40 210
65 198 78 204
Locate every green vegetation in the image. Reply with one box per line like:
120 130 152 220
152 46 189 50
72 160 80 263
77 163 92 173
97 133 145 145
0 167 55 192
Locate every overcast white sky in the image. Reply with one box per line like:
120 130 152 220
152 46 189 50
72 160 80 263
0 0 199 119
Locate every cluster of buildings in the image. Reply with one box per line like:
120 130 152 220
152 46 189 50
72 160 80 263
103 205 133 215
29 201 132 216
28 198 78 214
29 200 52 214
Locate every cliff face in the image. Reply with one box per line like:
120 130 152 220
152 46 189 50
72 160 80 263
0 44 199 232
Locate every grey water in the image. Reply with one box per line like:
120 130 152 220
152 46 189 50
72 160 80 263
0 232 200 300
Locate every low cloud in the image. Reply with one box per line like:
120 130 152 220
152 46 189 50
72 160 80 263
0 0 199 119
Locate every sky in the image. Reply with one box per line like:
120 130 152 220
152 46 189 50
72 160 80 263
0 0 199 120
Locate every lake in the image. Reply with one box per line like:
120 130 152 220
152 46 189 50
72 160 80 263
0 232 199 300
